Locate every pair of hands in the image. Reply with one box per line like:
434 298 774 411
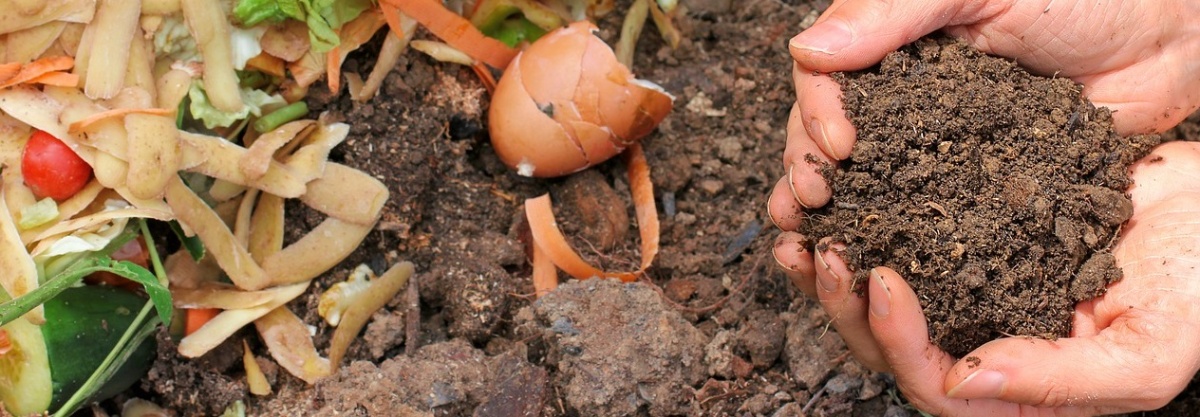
770 0 1200 415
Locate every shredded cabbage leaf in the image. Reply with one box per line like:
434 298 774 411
18 198 59 230
155 16 265 70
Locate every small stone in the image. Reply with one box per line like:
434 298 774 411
698 179 725 195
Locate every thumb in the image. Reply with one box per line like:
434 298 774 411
944 316 1199 411
789 0 1007 72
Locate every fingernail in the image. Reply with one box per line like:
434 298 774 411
773 233 803 272
810 118 835 158
766 192 783 229
869 268 891 318
947 370 1007 399
789 19 854 55
814 249 839 293
786 164 812 209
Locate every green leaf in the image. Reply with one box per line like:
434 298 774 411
169 220 206 261
311 0 373 29
0 256 108 325
303 11 341 52
233 0 371 53
233 0 305 26
484 17 547 47
107 261 172 325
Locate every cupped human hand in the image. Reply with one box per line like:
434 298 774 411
767 0 1200 227
775 142 1200 415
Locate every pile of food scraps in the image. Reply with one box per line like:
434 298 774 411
0 0 687 415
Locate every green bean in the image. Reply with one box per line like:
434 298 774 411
253 102 309 133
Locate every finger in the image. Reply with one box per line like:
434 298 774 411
788 0 1007 72
1069 298 1099 338
784 100 834 208
768 176 804 231
1126 142 1200 210
1079 65 1200 136
813 242 886 371
773 231 817 298
943 314 1198 413
865 266 957 411
863 267 1091 416
794 65 856 161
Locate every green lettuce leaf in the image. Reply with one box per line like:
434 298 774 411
233 0 373 53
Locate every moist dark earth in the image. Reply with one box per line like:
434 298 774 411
104 0 1200 416
798 37 1159 357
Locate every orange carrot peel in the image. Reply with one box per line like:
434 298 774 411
525 144 659 295
186 307 222 336
380 0 518 70
0 56 76 90
68 108 174 134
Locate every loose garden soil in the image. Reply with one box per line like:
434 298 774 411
799 36 1160 357
105 1 1200 416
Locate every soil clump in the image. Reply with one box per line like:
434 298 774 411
800 36 1160 357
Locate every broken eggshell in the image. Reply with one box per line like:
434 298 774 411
489 20 673 178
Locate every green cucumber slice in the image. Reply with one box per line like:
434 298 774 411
1 286 157 415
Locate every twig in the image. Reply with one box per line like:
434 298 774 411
801 384 829 414
404 275 421 355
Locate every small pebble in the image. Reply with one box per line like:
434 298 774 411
699 179 725 195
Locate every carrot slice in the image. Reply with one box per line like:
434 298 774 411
26 71 78 87
186 307 222 336
0 63 21 84
68 107 173 134
380 3 407 38
0 56 74 90
381 0 518 69
525 143 659 287
326 48 342 93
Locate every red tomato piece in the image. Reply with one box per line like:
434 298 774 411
22 130 92 200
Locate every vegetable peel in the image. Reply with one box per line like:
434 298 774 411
526 143 659 294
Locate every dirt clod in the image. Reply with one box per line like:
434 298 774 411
800 36 1160 356
518 279 707 416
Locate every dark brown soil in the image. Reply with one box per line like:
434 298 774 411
127 1 1200 416
799 37 1160 357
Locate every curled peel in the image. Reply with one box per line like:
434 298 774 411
526 144 659 294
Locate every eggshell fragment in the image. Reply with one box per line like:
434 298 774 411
489 20 673 178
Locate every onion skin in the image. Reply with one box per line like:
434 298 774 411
489 21 673 178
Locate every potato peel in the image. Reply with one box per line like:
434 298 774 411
254 306 331 384
172 283 276 310
240 120 316 181
327 261 414 368
242 339 272 396
299 162 388 226
0 192 43 324
164 175 270 291
178 281 310 358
